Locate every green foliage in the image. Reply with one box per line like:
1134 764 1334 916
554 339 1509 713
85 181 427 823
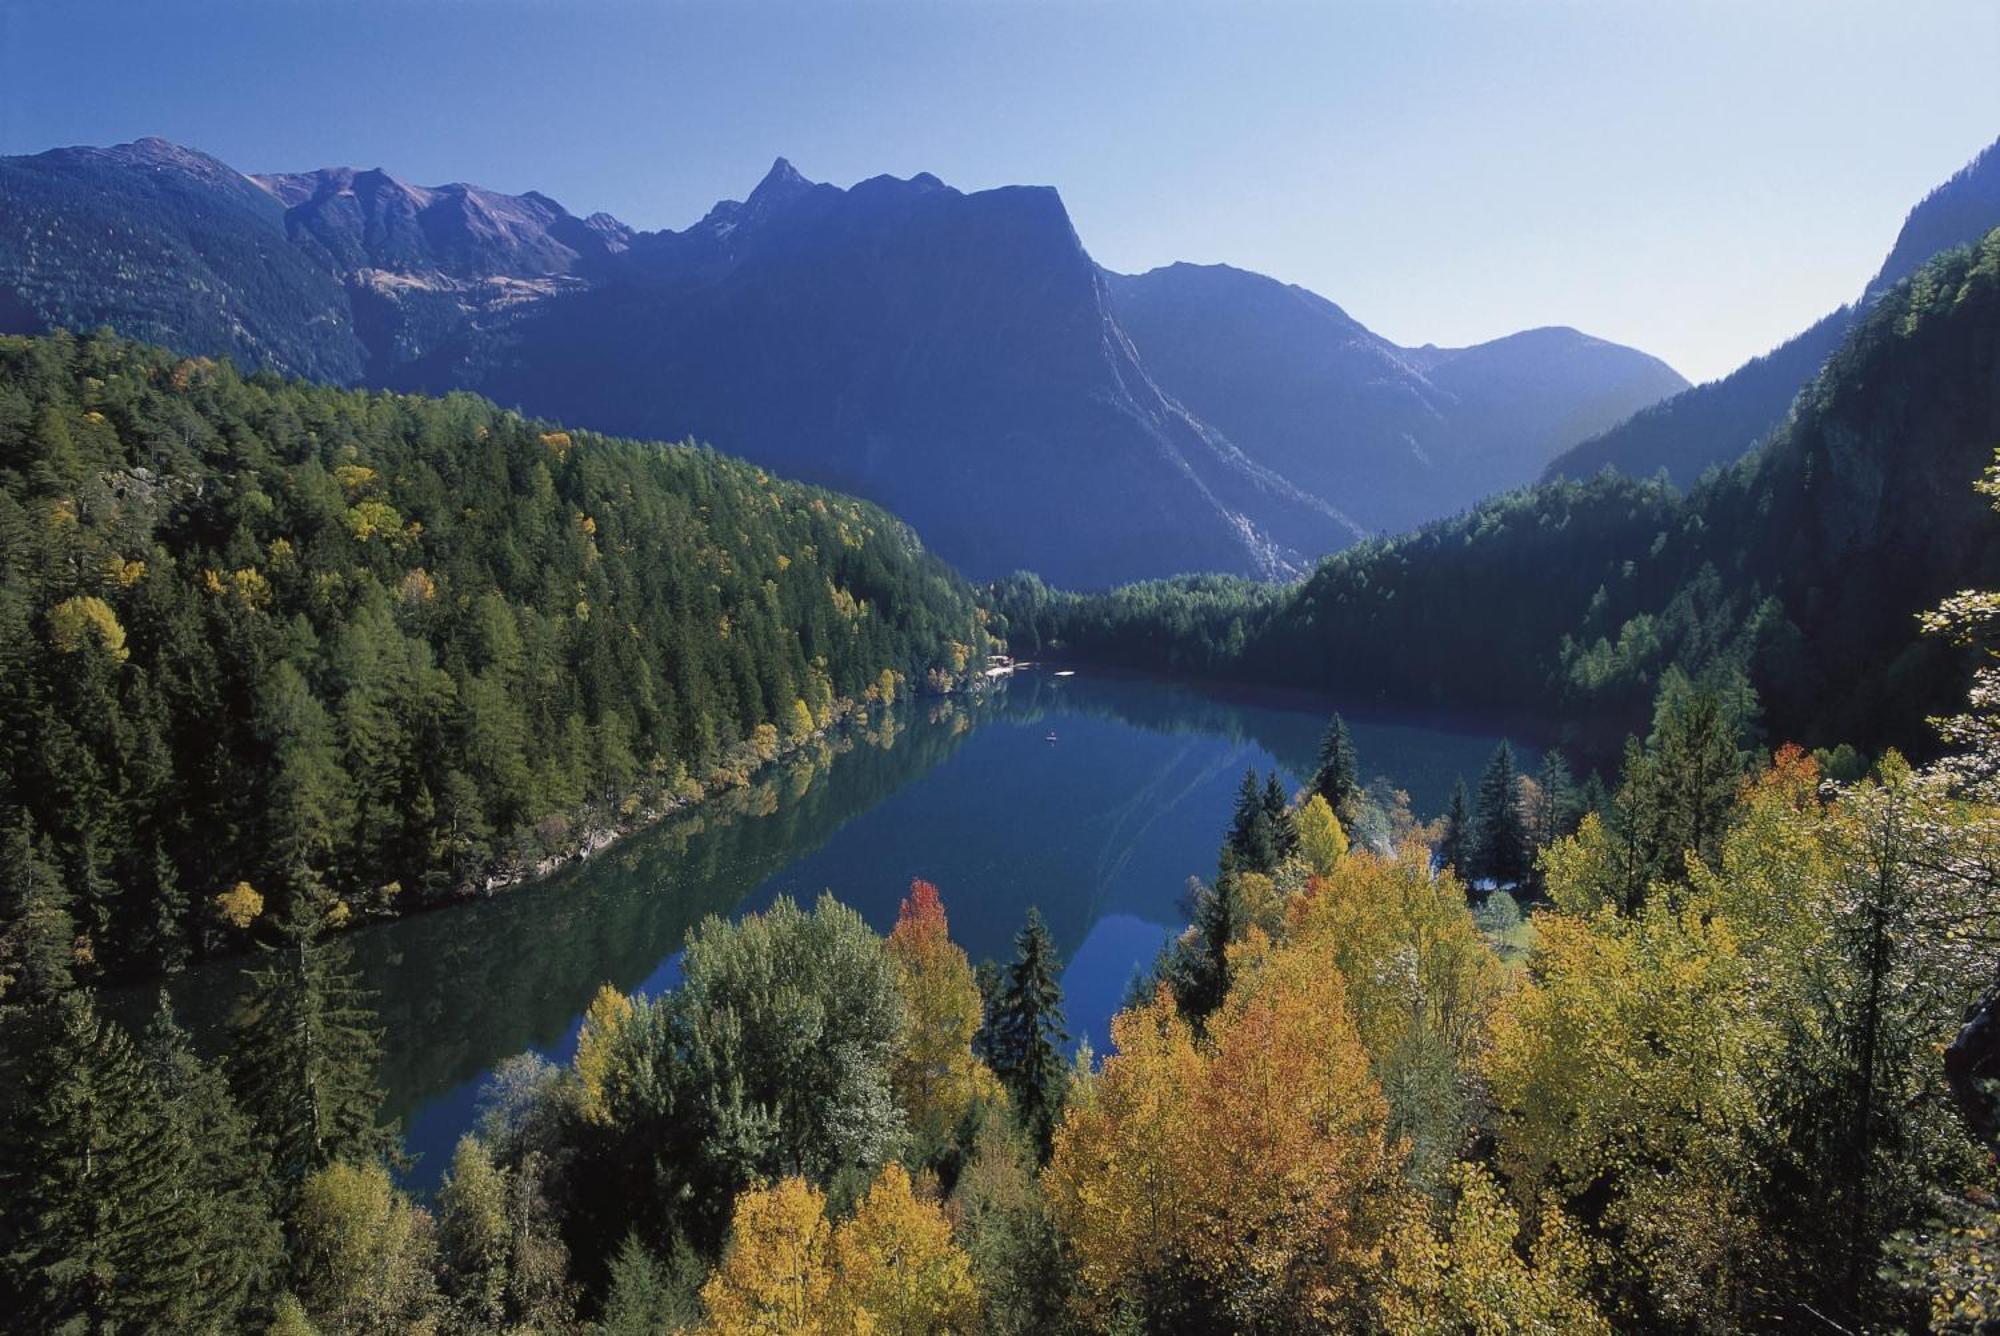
1472 741 1530 886
230 898 393 1200
1312 712 1360 812
1000 227 2000 769
0 991 202 1332
985 909 1070 1161
0 330 986 983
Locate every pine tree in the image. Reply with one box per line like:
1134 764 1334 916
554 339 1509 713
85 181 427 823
1262 773 1297 862
231 896 393 1203
1225 768 1278 875
144 839 190 975
141 993 284 1327
1312 713 1361 813
1177 876 1244 1026
0 991 201 1332
0 818 76 1011
988 909 1070 1160
1473 742 1531 887
1439 777 1473 877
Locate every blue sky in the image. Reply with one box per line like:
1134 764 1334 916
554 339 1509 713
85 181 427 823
3 0 1995 382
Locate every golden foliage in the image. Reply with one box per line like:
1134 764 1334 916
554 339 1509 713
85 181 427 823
1049 944 1404 1328
830 1162 979 1334
887 881 999 1155
573 984 636 1126
1293 792 1349 875
1381 1162 1608 1335
699 1177 835 1335
212 881 263 930
46 595 128 661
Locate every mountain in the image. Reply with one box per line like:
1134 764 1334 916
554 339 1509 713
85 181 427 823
1017 227 2000 762
429 161 1360 587
1545 132 2000 488
0 139 1685 585
1104 264 1688 533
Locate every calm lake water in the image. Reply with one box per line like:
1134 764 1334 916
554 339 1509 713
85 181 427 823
152 671 1528 1189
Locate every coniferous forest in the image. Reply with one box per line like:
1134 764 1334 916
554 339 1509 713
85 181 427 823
6 12 2000 1330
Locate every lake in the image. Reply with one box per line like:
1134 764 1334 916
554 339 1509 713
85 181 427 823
151 671 1529 1188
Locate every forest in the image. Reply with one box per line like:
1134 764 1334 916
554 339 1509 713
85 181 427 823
998 226 2000 767
0 329 988 983
7 543 2000 1328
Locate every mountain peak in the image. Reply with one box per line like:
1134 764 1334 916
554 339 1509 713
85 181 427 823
748 156 813 207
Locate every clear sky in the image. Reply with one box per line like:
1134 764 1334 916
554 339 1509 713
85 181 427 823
2 0 1995 383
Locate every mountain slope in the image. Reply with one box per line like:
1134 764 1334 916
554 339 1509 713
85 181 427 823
0 139 1684 585
1106 263 1687 533
1017 228 2000 760
1545 132 2000 487
429 163 1359 586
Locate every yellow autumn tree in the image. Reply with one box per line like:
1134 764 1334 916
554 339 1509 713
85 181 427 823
1485 886 1773 1325
1380 1162 1608 1335
212 880 264 930
1293 792 1349 875
47 594 128 661
573 983 636 1125
885 880 998 1160
1284 845 1504 1193
291 1161 441 1334
699 1177 835 1335
829 1162 978 1334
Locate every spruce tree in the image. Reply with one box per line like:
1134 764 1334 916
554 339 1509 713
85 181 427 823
141 993 284 1328
231 896 393 1204
989 908 1069 1160
0 991 201 1332
1439 777 1473 877
1529 749 1579 864
1312 713 1361 813
1176 875 1244 1026
0 818 76 1013
1473 741 1531 887
1262 773 1297 862
1225 768 1278 875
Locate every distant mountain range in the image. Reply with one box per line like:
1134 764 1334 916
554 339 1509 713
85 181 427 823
0 138 1687 585
1545 133 2000 487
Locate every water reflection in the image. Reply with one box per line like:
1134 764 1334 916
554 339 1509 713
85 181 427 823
139 672 1529 1186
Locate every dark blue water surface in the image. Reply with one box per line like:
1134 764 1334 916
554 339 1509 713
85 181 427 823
154 671 1526 1189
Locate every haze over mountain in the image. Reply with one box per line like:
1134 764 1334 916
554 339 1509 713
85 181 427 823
1545 133 2000 488
0 138 1686 585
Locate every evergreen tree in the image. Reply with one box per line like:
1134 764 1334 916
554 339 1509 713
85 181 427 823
1262 773 1297 862
1175 875 1244 1026
0 818 75 1012
1312 713 1361 813
0 991 201 1332
1225 768 1278 875
1473 741 1531 887
987 909 1070 1160
141 993 284 1328
1439 777 1473 877
230 897 393 1203
1531 750 1577 852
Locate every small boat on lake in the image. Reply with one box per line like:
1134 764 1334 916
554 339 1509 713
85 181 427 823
1045 731 1059 743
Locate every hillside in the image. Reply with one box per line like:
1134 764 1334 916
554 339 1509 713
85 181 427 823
1544 131 2000 487
1010 227 2000 760
0 330 987 978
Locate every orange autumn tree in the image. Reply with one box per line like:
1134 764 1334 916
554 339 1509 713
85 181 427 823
1048 936 1405 1329
885 880 999 1161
